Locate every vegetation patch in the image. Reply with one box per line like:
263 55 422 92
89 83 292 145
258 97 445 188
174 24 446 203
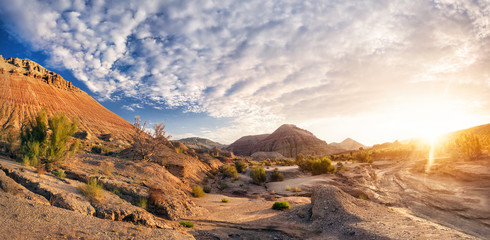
180 221 194 228
250 166 266 185
270 167 284 181
192 186 205 198
137 197 148 209
79 178 104 202
221 198 229 203
234 160 248 173
53 169 66 179
296 154 337 175
272 201 290 210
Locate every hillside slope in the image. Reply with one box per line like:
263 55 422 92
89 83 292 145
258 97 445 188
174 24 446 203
176 137 227 150
330 138 365 151
0 55 136 142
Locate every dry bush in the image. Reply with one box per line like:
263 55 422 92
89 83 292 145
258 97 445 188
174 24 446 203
130 116 170 162
192 186 205 198
79 178 103 202
149 187 165 205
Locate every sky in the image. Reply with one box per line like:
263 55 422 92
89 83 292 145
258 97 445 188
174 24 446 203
0 0 489 146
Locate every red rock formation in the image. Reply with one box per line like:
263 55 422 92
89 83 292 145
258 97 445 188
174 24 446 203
225 134 270 156
0 55 136 143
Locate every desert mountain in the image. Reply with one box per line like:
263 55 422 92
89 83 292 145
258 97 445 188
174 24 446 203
330 138 365 151
176 137 227 150
227 124 342 157
225 134 270 156
0 55 136 143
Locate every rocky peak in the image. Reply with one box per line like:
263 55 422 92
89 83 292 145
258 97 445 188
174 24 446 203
0 55 80 92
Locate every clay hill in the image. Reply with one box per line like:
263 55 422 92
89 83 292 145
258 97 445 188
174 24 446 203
0 55 136 143
176 137 227 150
227 124 342 157
330 138 365 151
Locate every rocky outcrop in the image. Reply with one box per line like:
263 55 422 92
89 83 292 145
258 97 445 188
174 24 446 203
0 169 50 205
250 151 285 160
330 138 365 151
226 134 270 156
0 55 136 143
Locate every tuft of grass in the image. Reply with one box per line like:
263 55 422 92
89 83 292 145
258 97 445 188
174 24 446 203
79 178 103 201
221 198 229 203
101 163 113 176
285 185 291 191
203 185 212 193
292 186 302 192
272 201 290 210
218 182 228 191
358 194 368 200
53 169 66 179
137 198 147 209
180 221 194 228
192 186 205 198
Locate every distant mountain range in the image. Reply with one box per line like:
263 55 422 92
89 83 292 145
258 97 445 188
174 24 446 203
226 124 350 157
175 137 227 150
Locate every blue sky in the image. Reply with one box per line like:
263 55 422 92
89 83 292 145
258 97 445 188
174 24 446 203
1 0 489 145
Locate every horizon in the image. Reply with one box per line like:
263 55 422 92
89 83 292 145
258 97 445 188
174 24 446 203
1 1 490 145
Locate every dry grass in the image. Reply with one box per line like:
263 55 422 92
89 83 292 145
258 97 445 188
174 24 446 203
79 178 104 202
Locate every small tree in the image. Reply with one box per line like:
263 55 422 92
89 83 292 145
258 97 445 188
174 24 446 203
20 109 48 166
46 113 78 167
131 116 170 161
250 166 266 185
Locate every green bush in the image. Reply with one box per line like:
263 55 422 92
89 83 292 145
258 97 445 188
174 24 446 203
354 151 373 163
296 155 336 175
53 169 66 179
221 198 229 203
79 178 103 202
192 186 205 198
137 198 147 209
180 221 194 228
234 160 248 173
220 165 239 180
203 185 212 193
272 201 290 210
270 167 284 181
218 182 228 190
250 166 266 185
46 113 78 165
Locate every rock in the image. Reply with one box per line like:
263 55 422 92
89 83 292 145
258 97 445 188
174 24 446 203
226 134 270 156
0 169 50 205
98 134 113 142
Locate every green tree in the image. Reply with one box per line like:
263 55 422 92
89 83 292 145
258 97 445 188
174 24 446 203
46 113 78 166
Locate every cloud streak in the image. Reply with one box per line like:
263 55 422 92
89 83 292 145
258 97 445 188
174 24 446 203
1 0 490 144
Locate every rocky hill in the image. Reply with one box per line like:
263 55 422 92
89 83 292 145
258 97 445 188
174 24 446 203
227 124 342 157
0 55 136 143
330 138 365 151
225 134 270 156
176 137 227 150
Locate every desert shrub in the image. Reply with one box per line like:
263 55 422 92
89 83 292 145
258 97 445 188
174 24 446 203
285 185 291 191
272 201 290 210
221 198 229 203
101 163 113 176
203 185 212 193
149 187 165 205
292 186 302 192
358 194 368 200
180 221 194 228
220 164 239 180
79 178 103 202
311 157 336 175
354 151 373 163
270 168 284 181
454 133 482 160
137 198 147 209
130 116 170 161
234 160 248 173
192 186 205 198
91 146 103 154
218 182 228 190
53 169 66 179
250 166 266 185
2 129 19 157
20 110 78 169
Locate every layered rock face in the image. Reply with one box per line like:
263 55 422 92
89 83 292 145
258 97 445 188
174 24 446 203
225 134 270 156
227 124 342 157
0 55 135 142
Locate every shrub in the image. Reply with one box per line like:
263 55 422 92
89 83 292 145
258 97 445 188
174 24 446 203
285 185 291 191
79 178 103 202
272 201 290 210
358 194 368 200
203 185 212 193
91 146 103 154
101 163 113 176
270 167 284 181
218 182 228 190
180 221 194 228
130 116 170 161
250 166 266 185
354 151 373 163
221 198 229 203
53 169 66 179
296 155 337 175
46 113 78 166
192 186 205 198
292 186 302 192
20 110 48 167
137 198 147 209
220 165 239 180
454 133 482 160
234 160 248 173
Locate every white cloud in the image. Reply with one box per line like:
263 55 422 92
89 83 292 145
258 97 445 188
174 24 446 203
1 0 490 144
